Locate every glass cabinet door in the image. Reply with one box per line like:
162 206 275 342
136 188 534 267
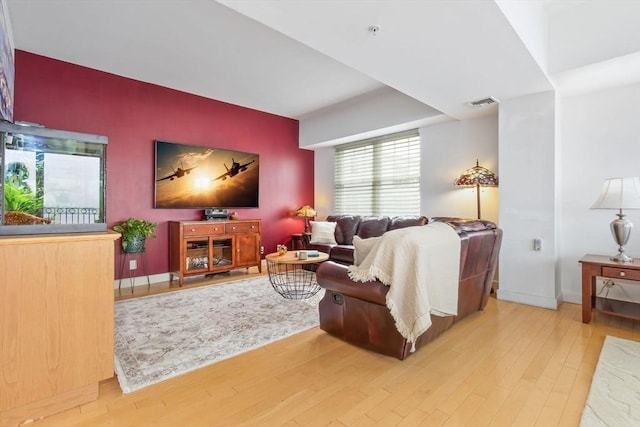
211 237 233 271
184 238 209 272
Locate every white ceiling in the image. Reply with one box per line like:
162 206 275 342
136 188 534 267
6 0 640 126
5 0 385 119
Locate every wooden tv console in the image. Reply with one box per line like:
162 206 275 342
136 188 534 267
169 219 262 286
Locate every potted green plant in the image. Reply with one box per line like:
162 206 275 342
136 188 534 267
112 217 157 253
3 182 44 213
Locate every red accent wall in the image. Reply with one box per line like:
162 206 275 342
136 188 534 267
14 51 314 278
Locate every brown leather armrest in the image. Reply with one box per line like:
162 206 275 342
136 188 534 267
316 261 388 305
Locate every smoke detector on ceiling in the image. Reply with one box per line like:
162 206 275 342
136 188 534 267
468 97 499 108
368 25 381 35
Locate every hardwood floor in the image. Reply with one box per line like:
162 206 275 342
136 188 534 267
34 270 639 426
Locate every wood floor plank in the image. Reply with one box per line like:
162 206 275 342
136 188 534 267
420 409 451 426
396 408 431 426
442 392 485 426
292 386 368 427
241 389 316 426
489 379 536 426
466 386 512 426
337 389 392 426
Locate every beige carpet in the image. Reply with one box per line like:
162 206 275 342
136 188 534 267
580 335 640 426
114 276 322 394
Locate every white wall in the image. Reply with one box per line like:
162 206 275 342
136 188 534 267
498 91 559 309
419 115 499 224
313 147 335 220
299 86 444 148
559 82 640 303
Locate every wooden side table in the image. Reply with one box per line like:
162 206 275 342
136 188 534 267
579 254 640 323
291 233 311 250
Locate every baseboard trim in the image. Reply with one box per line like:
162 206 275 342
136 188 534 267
113 272 170 289
497 289 560 310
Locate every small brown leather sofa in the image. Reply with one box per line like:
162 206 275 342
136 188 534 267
306 214 428 264
315 217 503 360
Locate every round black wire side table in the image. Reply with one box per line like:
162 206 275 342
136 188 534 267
265 251 329 299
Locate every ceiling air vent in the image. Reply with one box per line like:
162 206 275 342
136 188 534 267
468 97 498 108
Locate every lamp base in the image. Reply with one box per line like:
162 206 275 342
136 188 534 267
610 252 634 263
609 212 634 263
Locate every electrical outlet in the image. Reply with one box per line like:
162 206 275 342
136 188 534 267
129 259 137 270
260 246 264 255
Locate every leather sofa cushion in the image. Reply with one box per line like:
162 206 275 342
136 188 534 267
389 215 428 230
328 245 355 265
356 216 391 239
327 215 361 245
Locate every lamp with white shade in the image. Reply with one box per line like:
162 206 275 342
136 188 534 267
591 177 640 263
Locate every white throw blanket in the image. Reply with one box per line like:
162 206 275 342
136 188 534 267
347 222 461 351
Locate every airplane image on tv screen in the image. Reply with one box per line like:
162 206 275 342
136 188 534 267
155 163 197 182
213 158 255 181
154 140 259 209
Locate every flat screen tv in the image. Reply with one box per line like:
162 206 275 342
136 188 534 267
154 140 259 209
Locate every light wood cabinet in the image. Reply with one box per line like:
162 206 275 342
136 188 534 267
0 231 119 427
169 220 262 286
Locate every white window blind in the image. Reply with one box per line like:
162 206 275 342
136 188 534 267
334 130 421 216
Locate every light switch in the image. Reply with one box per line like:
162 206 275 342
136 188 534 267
533 238 542 251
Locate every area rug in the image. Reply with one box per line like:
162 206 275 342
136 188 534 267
580 336 640 426
114 276 323 394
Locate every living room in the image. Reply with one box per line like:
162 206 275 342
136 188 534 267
1 1 639 426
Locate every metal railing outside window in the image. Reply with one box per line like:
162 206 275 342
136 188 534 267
42 207 100 224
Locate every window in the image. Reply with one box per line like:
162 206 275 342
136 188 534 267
334 130 421 216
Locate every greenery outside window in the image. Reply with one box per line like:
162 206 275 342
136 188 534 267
334 130 421 216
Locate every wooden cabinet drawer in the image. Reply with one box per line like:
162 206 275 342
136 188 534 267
602 266 640 281
183 223 226 236
226 221 260 234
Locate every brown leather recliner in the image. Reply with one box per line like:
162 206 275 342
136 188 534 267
315 217 503 360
